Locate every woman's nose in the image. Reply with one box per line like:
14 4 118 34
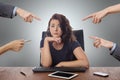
54 26 58 30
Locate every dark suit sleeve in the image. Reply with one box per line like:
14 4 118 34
0 2 15 18
110 44 120 61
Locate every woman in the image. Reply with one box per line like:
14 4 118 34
40 13 89 68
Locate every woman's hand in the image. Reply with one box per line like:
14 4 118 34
56 62 65 67
45 37 62 43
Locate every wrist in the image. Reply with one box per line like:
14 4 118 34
0 43 11 52
16 8 21 15
16 8 24 16
104 6 112 15
103 8 109 16
4 43 12 50
108 42 114 49
44 37 50 42
45 37 53 42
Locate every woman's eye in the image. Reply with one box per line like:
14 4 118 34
51 26 54 27
50 25 54 27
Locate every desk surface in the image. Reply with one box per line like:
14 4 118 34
0 67 120 80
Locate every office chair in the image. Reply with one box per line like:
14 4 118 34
73 29 84 51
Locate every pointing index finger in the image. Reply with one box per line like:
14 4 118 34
32 14 41 21
82 14 93 21
89 36 99 40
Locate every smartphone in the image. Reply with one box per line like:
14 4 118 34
48 71 78 79
93 72 109 77
24 40 31 43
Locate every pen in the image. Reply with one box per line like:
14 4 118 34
20 71 26 77
24 40 31 43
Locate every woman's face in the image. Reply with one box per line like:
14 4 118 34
49 19 63 38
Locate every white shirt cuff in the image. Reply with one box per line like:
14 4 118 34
12 7 18 18
110 43 116 53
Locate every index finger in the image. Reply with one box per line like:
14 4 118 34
32 14 41 21
82 14 93 21
89 36 99 40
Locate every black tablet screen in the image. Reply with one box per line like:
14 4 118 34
52 72 74 77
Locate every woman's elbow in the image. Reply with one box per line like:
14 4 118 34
79 60 89 69
85 62 89 69
83 59 89 69
41 62 51 67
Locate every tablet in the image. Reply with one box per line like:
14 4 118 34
48 71 78 79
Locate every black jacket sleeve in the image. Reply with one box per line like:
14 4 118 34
0 2 15 18
110 44 120 61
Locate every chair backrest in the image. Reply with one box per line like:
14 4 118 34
41 29 85 50
73 29 85 51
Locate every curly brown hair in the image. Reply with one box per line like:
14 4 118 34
46 13 76 43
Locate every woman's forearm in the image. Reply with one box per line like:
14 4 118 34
56 60 89 68
41 38 52 67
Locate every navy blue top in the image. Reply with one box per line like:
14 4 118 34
40 38 81 67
